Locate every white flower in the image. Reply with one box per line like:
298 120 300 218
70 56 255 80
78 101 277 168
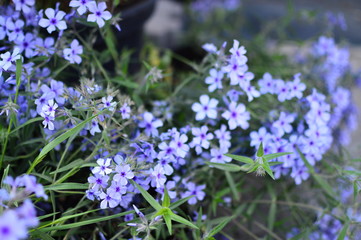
191 95 218 121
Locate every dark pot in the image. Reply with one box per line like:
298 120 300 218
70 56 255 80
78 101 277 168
114 0 157 73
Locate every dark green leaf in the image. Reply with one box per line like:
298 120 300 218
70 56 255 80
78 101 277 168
170 213 199 230
206 218 231 238
256 142 264 157
130 180 162 211
224 154 254 164
205 161 242 172
264 152 292 161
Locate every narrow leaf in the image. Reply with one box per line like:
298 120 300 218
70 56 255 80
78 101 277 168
224 154 254 164
256 142 264 157
27 112 103 174
337 222 349 240
44 183 89 191
225 171 240 201
170 195 194 210
206 218 231 238
264 152 292 161
9 117 43 135
163 188 170 208
16 59 22 86
164 213 172 235
38 210 134 231
170 213 199 230
205 161 242 172
130 180 162 211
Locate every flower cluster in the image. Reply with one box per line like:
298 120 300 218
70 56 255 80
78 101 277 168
0 175 47 240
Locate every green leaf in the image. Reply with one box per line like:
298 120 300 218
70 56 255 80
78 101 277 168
164 212 172 235
205 162 242 172
16 59 22 86
267 183 277 231
224 154 254 164
225 171 239 201
262 158 275 180
268 161 283 166
50 159 96 174
289 230 310 240
162 188 170 208
31 229 55 240
9 117 42 136
170 213 199 230
38 210 134 231
27 112 103 174
44 183 89 191
256 142 264 157
170 196 194 210
130 180 162 211
206 218 231 238
337 222 349 240
263 152 292 161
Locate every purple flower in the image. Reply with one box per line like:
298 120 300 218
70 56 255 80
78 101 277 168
229 39 247 64
274 79 290 102
15 33 36 58
0 47 21 71
214 124 231 150
120 103 131 119
287 73 306 99
170 132 189 158
69 0 95 15
40 80 65 104
202 43 218 53
210 148 231 164
258 72 276 94
108 181 127 200
101 95 116 111
39 8 67 33
205 68 223 92
291 165 309 185
222 102 250 130
40 112 55 130
138 112 163 137
0 16 7 40
181 182 206 205
63 39 83 64
313 36 335 57
223 56 247 85
99 189 118 209
13 0 35 13
250 127 271 147
92 158 112 176
20 175 48 200
35 37 55 56
150 164 166 188
190 126 214 154
6 19 24 42
157 141 176 160
192 95 218 121
87 2 112 28
158 158 174 175
242 81 260 102
88 119 101 135
113 164 134 185
16 199 38 228
88 174 109 190
41 99 58 117
0 210 27 240
272 112 295 137
332 87 350 110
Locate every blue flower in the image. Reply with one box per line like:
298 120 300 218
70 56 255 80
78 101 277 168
38 8 67 33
